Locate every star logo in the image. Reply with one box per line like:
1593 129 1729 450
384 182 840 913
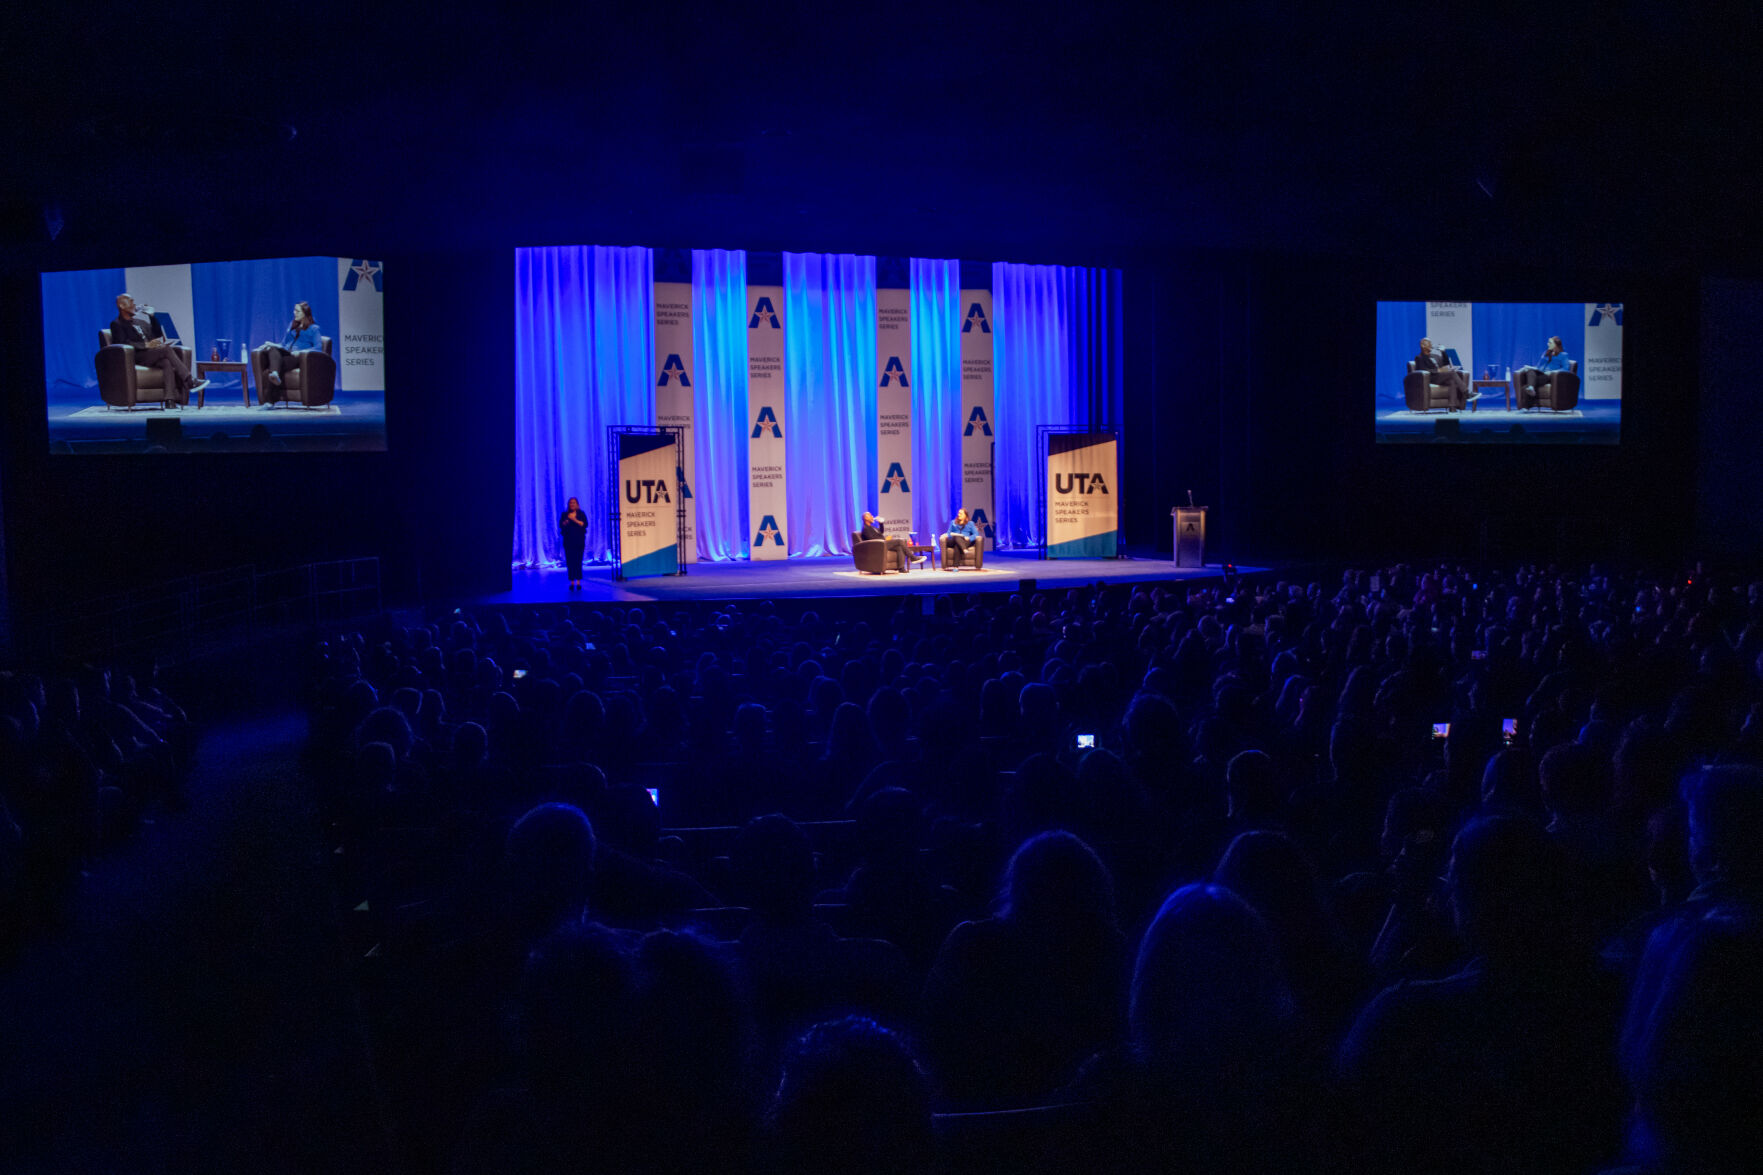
343 258 384 292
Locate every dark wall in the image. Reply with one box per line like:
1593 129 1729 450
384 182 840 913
0 250 513 618
1697 278 1763 559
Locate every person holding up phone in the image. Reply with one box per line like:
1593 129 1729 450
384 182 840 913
259 301 322 404
559 496 588 591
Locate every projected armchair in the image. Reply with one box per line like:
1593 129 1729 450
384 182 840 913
1402 361 1463 412
251 337 338 408
1520 360 1580 412
94 329 191 409
851 531 906 575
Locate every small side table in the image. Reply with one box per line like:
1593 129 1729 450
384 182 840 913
196 360 253 408
907 543 937 570
1471 378 1511 412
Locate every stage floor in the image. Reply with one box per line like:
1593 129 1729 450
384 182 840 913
47 393 387 451
484 551 1264 604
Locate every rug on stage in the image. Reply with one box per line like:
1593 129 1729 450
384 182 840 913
66 404 343 419
1379 408 1585 422
830 568 1013 580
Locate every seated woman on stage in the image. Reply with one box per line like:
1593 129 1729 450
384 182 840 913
943 509 981 570
260 301 323 402
1516 336 1573 408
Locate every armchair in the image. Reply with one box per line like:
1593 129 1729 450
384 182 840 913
1520 359 1580 412
851 531 906 574
941 534 985 570
251 336 337 408
94 329 191 409
1402 361 1463 412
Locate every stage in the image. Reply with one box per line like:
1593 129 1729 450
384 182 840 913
1376 400 1620 442
47 394 388 451
482 551 1265 605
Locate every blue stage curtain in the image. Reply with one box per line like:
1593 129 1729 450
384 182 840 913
910 257 963 543
784 252 877 557
512 245 655 568
40 267 126 409
692 248 750 561
1376 301 1427 410
1473 302 1586 380
992 261 1124 549
192 256 339 401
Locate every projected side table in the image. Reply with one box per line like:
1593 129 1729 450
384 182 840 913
1471 378 1511 412
195 360 253 408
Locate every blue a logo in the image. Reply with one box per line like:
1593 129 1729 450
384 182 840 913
749 296 780 329
881 461 910 494
657 353 692 387
964 405 993 436
1055 472 1110 495
754 514 784 547
972 507 995 541
624 479 671 504
961 302 991 334
879 356 908 387
343 259 383 293
1589 302 1623 327
752 405 781 439
676 468 694 500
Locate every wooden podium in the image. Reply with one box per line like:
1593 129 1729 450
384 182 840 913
1172 506 1207 568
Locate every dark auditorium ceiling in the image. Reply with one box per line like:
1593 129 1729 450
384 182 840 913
5 2 1759 270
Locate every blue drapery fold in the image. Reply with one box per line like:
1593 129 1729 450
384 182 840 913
512 245 654 567
192 256 339 402
784 252 877 557
910 257 963 543
1375 301 1427 408
691 249 751 561
40 267 126 408
512 247 1121 564
992 261 1124 549
1473 302 1585 379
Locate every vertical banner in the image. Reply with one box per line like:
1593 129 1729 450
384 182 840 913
122 263 195 346
1582 302 1623 399
654 261 698 562
1046 433 1118 558
337 257 385 392
747 277 789 559
1424 301 1474 378
959 284 995 549
618 433 680 578
875 263 913 539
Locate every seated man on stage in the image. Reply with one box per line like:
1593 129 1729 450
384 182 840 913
1516 335 1573 408
860 511 919 569
109 293 206 404
942 508 981 570
1414 337 1469 410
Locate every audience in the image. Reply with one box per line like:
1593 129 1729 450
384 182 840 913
271 560 1763 1172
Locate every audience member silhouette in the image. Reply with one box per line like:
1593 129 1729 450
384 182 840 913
1340 815 1626 1175
923 830 1127 1108
765 1015 935 1175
